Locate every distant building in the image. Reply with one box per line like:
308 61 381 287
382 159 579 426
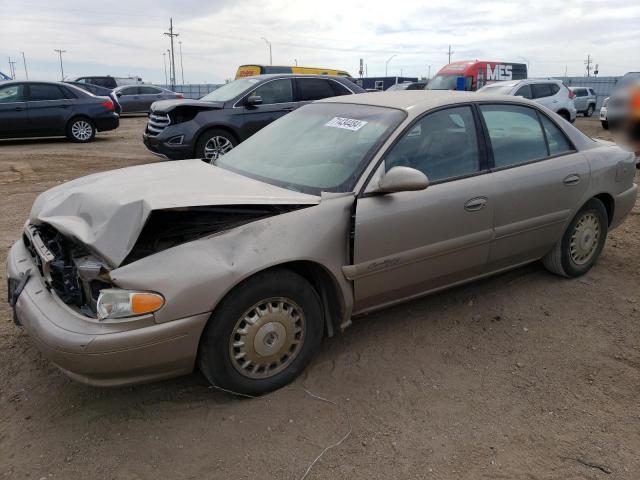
356 76 419 91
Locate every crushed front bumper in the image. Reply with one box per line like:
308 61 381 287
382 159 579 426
6 239 209 387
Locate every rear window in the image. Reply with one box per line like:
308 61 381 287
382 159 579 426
296 78 336 101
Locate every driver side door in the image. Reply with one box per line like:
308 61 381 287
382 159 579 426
241 78 297 138
347 105 495 313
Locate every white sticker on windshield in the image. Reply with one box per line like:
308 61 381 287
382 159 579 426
325 117 368 131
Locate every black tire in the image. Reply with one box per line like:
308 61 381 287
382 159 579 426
585 104 594 117
558 110 571 122
543 199 608 278
601 120 609 130
66 117 96 143
198 269 323 396
195 129 237 162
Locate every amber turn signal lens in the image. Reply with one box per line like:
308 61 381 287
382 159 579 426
131 293 165 315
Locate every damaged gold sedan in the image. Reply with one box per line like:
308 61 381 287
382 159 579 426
7 91 638 394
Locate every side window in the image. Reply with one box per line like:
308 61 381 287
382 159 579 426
140 86 161 94
0 84 26 103
296 78 337 101
575 89 587 97
479 104 547 168
29 84 68 101
120 87 139 96
252 79 293 104
329 81 352 96
540 115 573 156
384 106 480 183
549 83 560 95
514 84 533 99
531 83 553 99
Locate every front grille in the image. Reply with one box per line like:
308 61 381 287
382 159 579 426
147 112 170 135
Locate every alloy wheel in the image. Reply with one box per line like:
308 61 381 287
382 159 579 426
204 136 234 162
71 120 93 141
229 297 305 379
569 212 600 265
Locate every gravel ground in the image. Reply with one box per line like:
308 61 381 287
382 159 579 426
1 116 638 480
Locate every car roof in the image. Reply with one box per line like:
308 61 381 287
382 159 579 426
239 74 352 80
317 90 542 115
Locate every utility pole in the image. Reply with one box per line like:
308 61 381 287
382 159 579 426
163 18 179 88
9 59 17 79
447 45 455 64
584 54 593 77
21 51 28 79
54 49 66 80
7 57 15 79
261 37 272 65
163 52 168 84
178 41 185 84
385 54 396 77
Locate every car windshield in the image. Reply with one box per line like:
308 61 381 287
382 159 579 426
427 75 459 90
478 84 515 95
217 103 405 195
200 77 262 102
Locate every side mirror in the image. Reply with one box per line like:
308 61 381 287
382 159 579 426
246 95 263 107
374 166 429 194
115 92 122 97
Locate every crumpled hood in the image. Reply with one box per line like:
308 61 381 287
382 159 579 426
30 160 319 267
151 99 224 113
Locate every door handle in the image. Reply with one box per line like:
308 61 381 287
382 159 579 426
464 197 488 212
563 174 581 186
282 107 295 112
58 105 70 109
14 106 24 111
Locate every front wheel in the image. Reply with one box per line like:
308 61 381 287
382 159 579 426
198 270 323 396
66 117 95 143
543 199 608 278
195 129 237 163
601 120 609 130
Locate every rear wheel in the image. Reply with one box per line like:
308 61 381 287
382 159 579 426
66 117 95 143
558 110 571 122
601 120 609 130
543 199 608 278
198 270 323 395
585 104 594 117
195 129 237 163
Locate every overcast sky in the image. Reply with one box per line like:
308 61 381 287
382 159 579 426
1 0 639 84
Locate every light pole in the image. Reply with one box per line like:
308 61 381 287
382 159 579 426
518 56 530 72
178 41 185 84
54 49 66 80
261 37 272 65
21 51 28 79
385 54 396 77
163 52 168 84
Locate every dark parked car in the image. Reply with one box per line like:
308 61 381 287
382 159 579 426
143 74 366 161
114 85 183 113
0 81 118 142
65 81 122 114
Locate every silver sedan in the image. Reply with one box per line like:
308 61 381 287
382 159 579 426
7 91 638 394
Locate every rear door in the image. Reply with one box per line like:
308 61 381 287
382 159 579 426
138 86 165 111
478 103 589 271
26 83 73 136
0 83 28 137
350 105 495 312
241 78 295 138
573 88 587 111
116 86 142 112
531 83 555 109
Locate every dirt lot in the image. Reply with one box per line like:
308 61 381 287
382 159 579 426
1 116 638 480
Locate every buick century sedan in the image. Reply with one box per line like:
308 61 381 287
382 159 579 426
7 91 637 394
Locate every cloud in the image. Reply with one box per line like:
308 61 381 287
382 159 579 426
0 0 638 83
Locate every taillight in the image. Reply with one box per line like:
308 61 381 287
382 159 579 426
568 89 575 99
177 94 184 99
101 99 114 111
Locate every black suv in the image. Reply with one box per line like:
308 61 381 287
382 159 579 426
143 74 365 161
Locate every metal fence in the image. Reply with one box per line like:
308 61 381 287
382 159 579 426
558 76 621 109
158 84 221 99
